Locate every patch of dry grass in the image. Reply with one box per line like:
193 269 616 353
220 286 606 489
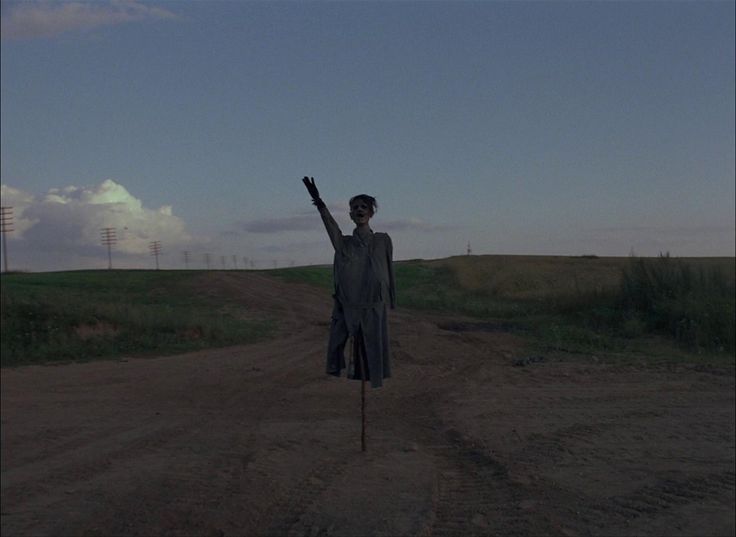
430 255 734 301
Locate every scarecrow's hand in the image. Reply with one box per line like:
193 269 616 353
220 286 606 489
302 176 325 208
302 176 320 199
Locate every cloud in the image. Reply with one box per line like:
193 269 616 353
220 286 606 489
1 179 193 268
237 205 453 235
241 214 320 234
0 184 39 236
235 203 344 234
381 217 454 232
1 0 177 40
257 240 327 254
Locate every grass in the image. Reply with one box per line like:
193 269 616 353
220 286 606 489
270 265 333 289
619 254 735 351
4 255 733 368
272 255 735 363
1 270 274 367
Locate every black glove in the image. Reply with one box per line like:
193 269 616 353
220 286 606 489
302 176 325 208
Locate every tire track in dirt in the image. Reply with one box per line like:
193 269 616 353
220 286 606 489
605 471 736 519
255 448 355 536
3 272 734 537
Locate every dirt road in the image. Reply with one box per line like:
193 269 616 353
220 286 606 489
2 272 734 536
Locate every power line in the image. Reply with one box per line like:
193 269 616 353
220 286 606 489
149 241 162 270
100 227 117 269
0 206 14 273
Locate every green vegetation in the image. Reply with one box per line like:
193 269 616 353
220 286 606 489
619 254 735 351
1 271 274 367
270 265 333 289
273 255 736 360
4 255 732 368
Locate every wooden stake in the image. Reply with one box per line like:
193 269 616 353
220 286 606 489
354 335 367 452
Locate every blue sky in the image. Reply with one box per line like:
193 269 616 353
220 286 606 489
1 0 734 271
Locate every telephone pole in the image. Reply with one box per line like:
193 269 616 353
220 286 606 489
466 241 472 256
149 241 162 270
101 227 117 269
0 207 14 273
204 253 211 270
183 251 190 269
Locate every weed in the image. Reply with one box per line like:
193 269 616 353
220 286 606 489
619 254 735 352
271 255 734 359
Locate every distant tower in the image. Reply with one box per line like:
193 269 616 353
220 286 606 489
466 241 472 256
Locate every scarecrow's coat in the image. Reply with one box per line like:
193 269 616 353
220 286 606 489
318 206 395 388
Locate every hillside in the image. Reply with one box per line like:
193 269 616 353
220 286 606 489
428 254 735 300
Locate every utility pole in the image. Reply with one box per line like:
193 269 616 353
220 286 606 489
467 241 472 256
204 253 211 270
149 241 162 270
0 207 14 273
183 251 190 269
100 227 117 269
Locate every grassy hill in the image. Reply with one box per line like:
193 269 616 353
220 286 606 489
2 255 734 367
430 254 735 299
0 270 274 367
275 254 735 357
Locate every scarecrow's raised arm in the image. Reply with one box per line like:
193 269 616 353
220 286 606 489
302 176 343 251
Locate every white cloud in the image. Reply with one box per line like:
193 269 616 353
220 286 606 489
0 184 39 236
1 179 194 269
1 0 177 41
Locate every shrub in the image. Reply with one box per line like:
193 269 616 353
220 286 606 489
620 254 735 351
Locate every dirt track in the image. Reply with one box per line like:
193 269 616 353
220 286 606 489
2 272 734 537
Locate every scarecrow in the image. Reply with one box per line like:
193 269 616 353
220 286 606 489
303 177 396 449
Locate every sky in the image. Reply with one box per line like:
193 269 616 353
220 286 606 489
1 0 734 272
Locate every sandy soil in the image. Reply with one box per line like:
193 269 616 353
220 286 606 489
1 272 734 537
